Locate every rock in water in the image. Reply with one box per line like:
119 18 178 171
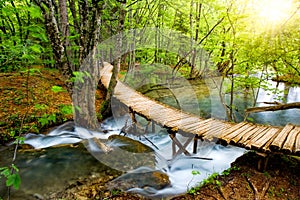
87 135 157 171
108 135 154 153
107 167 171 191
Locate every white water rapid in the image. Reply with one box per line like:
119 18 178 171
23 117 245 198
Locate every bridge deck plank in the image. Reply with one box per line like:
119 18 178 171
196 119 223 136
230 125 258 144
251 127 280 150
219 122 248 144
282 127 300 153
244 127 273 149
183 118 213 129
237 126 268 146
203 122 232 141
221 123 256 144
270 124 294 151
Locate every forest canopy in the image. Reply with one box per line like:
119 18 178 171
0 0 299 126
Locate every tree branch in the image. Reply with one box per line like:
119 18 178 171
245 102 300 113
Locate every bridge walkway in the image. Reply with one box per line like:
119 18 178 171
100 64 300 157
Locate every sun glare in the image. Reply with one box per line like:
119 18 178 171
257 0 293 24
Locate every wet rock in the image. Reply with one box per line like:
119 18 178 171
108 135 154 153
107 167 171 191
33 193 44 199
88 135 157 171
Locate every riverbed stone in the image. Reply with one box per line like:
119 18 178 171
108 135 154 153
107 167 171 191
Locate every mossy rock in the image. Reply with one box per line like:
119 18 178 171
107 167 171 191
108 135 154 153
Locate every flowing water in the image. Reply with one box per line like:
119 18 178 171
1 78 300 199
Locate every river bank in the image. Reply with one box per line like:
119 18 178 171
47 151 300 200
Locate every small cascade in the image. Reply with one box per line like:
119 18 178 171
9 118 245 198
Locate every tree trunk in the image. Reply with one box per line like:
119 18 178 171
34 0 104 130
101 0 126 118
73 51 100 130
34 0 72 92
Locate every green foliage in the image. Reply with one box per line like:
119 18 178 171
188 172 221 195
0 164 21 190
51 86 67 93
71 71 91 84
221 165 240 176
0 1 52 72
59 104 73 121
38 113 56 127
191 170 201 176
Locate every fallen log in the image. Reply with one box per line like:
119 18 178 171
245 102 300 113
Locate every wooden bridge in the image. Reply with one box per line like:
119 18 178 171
100 64 300 158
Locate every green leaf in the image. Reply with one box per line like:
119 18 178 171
51 86 66 93
60 105 73 115
47 114 56 123
38 116 49 127
34 104 48 110
191 170 201 175
6 173 21 189
30 44 42 54
0 167 10 177
215 180 221 187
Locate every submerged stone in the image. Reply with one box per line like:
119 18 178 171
107 167 171 191
108 134 154 153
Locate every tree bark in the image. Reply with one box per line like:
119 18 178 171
34 0 105 130
101 1 126 118
245 102 300 113
34 0 72 91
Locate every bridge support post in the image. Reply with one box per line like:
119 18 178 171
256 152 270 172
152 120 156 133
129 107 137 133
193 135 202 154
167 128 191 157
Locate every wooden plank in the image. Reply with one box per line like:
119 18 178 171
181 119 215 135
181 118 211 129
154 113 185 127
161 112 188 126
237 126 268 145
218 122 248 144
181 118 214 132
295 131 300 155
261 127 282 153
176 117 202 128
221 123 255 144
133 104 155 114
164 116 199 128
244 127 272 149
282 127 300 153
230 125 258 144
202 121 228 137
196 119 225 136
270 124 295 151
251 127 280 150
203 123 232 141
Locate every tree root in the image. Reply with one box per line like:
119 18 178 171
217 186 227 200
246 176 259 200
245 176 270 200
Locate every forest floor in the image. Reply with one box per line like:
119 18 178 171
0 68 299 200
